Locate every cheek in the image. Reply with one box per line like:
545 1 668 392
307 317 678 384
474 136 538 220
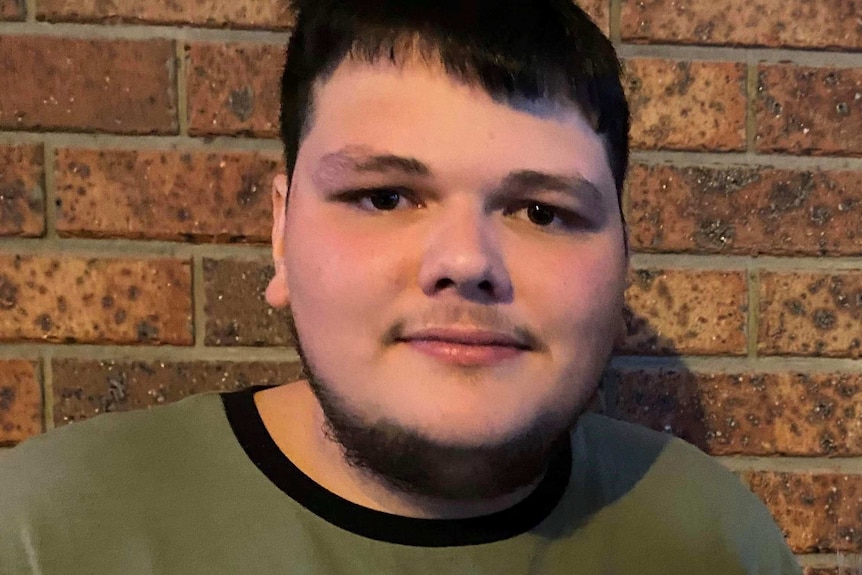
285 212 413 331
518 239 626 340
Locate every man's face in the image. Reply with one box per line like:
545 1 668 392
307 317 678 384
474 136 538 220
274 58 627 455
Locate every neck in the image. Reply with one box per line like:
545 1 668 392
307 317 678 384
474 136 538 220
254 381 545 519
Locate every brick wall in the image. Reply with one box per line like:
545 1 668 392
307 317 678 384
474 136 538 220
0 0 859 570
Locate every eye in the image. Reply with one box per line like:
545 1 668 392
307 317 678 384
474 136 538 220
334 187 418 211
367 189 403 211
525 203 557 226
504 200 591 232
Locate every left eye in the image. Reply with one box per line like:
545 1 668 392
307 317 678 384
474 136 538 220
524 203 557 226
506 202 568 228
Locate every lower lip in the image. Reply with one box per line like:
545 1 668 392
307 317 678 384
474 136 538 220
405 340 525 366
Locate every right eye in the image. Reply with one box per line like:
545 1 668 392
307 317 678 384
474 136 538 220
337 187 418 212
365 189 404 211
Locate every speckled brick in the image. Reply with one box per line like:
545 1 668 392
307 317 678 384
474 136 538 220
625 164 862 256
55 148 280 243
759 272 862 358
615 370 862 456
0 145 45 237
620 269 747 355
0 36 177 134
757 64 862 157
37 0 294 29
0 0 24 20
624 59 746 151
0 256 192 344
743 472 862 553
621 0 862 51
187 42 283 138
0 360 41 445
576 0 609 35
204 259 295 347
52 359 303 425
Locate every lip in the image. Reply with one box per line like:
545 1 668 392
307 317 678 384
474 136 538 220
397 328 531 367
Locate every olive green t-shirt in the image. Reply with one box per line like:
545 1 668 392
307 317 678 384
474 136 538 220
0 386 801 574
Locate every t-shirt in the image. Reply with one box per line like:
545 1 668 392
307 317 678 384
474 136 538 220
0 386 801 574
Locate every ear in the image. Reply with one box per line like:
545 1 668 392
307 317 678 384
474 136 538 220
265 174 290 309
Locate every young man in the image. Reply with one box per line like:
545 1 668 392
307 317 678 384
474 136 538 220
1 1 801 573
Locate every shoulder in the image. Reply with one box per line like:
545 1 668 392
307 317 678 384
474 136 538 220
573 414 800 573
0 392 225 514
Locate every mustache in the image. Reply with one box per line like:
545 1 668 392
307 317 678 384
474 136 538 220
384 306 543 351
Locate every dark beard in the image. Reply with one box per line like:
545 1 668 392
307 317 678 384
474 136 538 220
291 323 575 501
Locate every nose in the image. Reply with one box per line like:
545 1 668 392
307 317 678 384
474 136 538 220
417 204 513 303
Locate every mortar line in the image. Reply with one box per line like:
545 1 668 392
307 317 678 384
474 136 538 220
23 0 35 22
41 140 58 240
192 255 207 348
608 0 621 45
609 355 862 373
41 350 54 431
618 43 862 67
716 455 862 474
175 40 189 137
796 553 862 570
0 343 299 362
744 64 759 154
630 150 862 170
746 268 760 358
0 21 291 43
630 252 862 271
0 239 271 259
0 131 282 151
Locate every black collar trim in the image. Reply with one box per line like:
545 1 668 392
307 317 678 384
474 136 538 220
221 385 572 547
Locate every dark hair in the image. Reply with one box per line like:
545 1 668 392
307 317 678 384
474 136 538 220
280 0 630 196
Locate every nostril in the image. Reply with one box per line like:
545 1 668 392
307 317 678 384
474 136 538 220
478 279 494 294
434 278 455 291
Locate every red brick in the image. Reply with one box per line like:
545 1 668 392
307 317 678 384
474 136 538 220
0 256 192 345
37 0 294 29
620 269 747 355
204 259 295 347
576 0 609 35
0 145 45 237
0 36 177 134
55 149 280 243
743 472 862 553
187 42 283 138
0 0 24 20
621 0 862 51
616 370 862 456
625 164 862 256
0 360 41 445
52 359 303 424
759 272 862 358
624 59 746 151
757 64 862 157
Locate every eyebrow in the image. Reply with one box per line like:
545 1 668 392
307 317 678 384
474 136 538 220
313 146 430 187
499 170 605 207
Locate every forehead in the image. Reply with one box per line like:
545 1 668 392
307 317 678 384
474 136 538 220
299 58 614 194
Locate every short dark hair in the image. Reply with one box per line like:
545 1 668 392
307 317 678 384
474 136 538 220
280 0 630 195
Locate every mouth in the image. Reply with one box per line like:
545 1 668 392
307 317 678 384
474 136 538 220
396 327 532 367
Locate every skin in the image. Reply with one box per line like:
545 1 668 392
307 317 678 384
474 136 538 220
259 57 628 519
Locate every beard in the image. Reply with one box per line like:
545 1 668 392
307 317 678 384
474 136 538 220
291 323 582 501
